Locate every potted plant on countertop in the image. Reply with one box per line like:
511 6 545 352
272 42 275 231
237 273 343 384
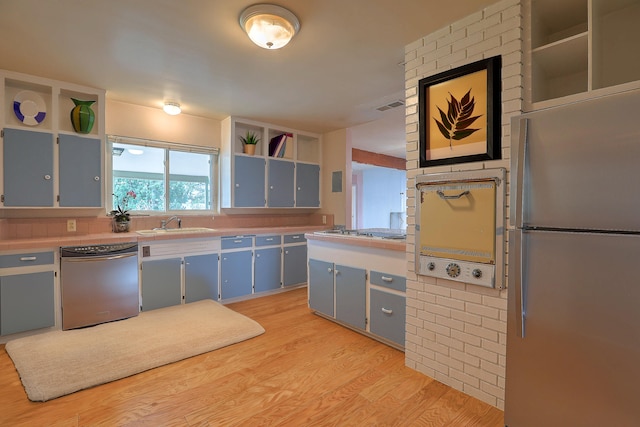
109 190 136 233
240 131 260 155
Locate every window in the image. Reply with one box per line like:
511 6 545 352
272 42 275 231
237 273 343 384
108 136 218 214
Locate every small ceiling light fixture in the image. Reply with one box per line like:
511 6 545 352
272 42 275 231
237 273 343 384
163 101 181 115
239 4 300 49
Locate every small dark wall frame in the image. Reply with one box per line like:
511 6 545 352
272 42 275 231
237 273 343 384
418 55 501 168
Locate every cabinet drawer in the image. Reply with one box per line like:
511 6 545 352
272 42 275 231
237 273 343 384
221 236 253 250
0 251 55 268
369 289 405 347
283 233 306 244
370 271 406 292
255 235 282 247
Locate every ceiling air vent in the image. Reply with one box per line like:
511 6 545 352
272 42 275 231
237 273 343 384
376 100 404 112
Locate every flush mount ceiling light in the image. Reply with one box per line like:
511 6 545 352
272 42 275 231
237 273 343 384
239 4 300 49
163 102 181 115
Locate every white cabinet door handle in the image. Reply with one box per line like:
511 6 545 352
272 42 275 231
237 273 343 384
44 174 51 180
381 276 393 282
20 256 37 261
270 186 274 190
327 267 332 273
292 235 300 239
94 176 100 181
381 308 393 314
266 238 274 241
234 240 243 243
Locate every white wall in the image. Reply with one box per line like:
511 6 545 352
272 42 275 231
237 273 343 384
404 0 523 410
359 167 406 229
106 99 221 148
320 128 350 227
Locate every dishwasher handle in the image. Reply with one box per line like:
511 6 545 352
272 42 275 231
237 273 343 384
61 252 137 263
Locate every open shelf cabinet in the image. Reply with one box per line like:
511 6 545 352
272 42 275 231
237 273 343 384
527 0 640 109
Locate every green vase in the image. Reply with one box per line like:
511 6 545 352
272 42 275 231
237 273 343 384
70 98 95 134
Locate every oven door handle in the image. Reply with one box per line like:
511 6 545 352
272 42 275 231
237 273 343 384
61 252 137 262
436 190 469 200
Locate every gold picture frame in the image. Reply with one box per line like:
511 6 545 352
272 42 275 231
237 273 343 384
419 56 501 167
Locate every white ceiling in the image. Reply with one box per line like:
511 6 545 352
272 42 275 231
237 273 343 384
0 0 496 160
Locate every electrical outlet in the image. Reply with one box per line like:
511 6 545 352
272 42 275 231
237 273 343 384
67 219 77 232
322 215 327 224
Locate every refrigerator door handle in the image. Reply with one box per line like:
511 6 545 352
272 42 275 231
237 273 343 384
512 229 526 337
514 118 528 229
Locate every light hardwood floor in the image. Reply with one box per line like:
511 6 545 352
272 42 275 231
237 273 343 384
0 287 504 426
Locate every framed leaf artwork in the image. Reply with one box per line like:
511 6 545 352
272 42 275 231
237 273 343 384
418 55 501 167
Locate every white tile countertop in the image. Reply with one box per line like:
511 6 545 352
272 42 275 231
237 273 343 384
305 230 406 252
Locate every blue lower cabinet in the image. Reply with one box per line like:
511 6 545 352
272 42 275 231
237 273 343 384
141 258 182 311
283 244 307 286
0 271 55 335
308 258 334 317
221 250 253 299
335 264 366 330
369 289 406 347
184 254 219 303
254 247 281 292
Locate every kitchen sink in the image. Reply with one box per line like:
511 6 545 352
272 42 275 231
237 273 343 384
136 227 216 235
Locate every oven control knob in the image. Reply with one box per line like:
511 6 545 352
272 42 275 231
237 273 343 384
446 263 461 278
427 262 435 271
472 268 482 279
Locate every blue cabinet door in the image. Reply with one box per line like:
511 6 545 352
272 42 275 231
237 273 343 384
58 134 102 207
234 156 265 207
141 258 182 311
335 264 366 330
370 289 406 347
296 163 320 207
2 128 54 207
268 158 295 207
308 258 334 316
220 250 253 299
0 271 55 335
254 247 281 292
184 254 218 303
283 244 307 286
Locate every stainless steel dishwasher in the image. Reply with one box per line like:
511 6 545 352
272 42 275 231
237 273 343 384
60 242 139 330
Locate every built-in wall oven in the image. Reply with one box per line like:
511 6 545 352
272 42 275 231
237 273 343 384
60 242 139 330
415 168 506 289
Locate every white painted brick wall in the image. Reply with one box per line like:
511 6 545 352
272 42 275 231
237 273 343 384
404 0 523 410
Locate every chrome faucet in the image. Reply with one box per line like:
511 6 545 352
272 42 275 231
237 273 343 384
161 216 181 229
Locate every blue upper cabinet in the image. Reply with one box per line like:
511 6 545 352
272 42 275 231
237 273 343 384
296 163 320 207
58 134 102 207
234 155 266 207
2 128 54 207
220 117 321 209
268 158 294 207
1 70 105 209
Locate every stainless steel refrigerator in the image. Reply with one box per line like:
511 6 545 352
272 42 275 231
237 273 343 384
505 89 640 426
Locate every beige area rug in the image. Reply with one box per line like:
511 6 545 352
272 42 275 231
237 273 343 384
5 300 264 402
